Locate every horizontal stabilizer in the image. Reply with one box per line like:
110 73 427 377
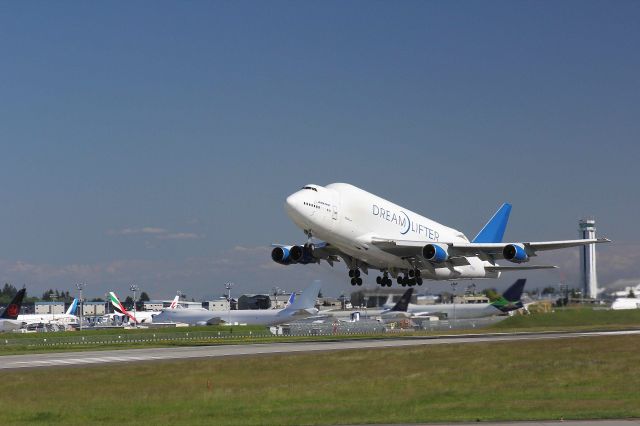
485 265 557 271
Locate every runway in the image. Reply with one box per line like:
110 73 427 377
1 329 638 370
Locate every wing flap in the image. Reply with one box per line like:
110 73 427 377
485 265 557 271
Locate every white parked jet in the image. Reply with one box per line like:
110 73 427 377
18 298 79 326
272 183 610 287
152 281 320 326
108 293 181 324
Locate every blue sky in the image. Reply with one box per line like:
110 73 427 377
0 1 638 300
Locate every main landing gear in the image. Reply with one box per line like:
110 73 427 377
398 269 423 287
349 269 363 286
376 272 392 287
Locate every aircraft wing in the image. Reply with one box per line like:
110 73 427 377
485 265 557 271
371 238 610 260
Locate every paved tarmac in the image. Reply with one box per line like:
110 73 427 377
1 329 638 370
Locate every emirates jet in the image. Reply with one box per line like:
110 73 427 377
272 183 609 287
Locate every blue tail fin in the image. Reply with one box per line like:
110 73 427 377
502 279 526 302
66 298 79 315
472 203 512 243
390 288 413 312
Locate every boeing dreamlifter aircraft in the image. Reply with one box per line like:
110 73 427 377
272 183 610 287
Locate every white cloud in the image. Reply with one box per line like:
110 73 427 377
156 232 202 240
108 227 202 241
108 227 167 236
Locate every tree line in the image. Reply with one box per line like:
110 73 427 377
0 283 153 307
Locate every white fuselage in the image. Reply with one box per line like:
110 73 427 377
152 307 317 326
285 183 498 279
382 302 502 319
18 314 78 325
0 319 24 332
611 298 640 310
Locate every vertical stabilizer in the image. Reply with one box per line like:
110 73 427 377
390 288 413 312
169 295 180 309
66 298 79 315
472 203 512 243
1 288 26 320
285 292 296 307
502 279 526 302
491 279 526 312
109 292 138 323
287 281 321 310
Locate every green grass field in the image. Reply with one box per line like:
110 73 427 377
1 307 639 356
0 334 638 425
492 307 640 330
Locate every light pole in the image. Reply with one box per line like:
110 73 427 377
225 282 234 323
271 286 281 309
450 282 458 325
76 283 85 331
130 284 139 327
363 295 369 319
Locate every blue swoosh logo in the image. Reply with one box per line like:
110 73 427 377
400 211 410 235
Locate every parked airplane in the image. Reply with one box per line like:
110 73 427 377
383 279 527 320
0 288 26 332
272 183 610 287
109 293 190 324
611 297 640 310
379 286 415 322
18 298 79 326
109 292 141 324
152 281 321 326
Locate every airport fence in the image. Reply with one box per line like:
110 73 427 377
0 327 387 349
1 317 505 349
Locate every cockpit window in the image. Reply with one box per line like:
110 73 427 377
302 186 318 192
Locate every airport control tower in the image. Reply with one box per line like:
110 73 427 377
579 218 598 299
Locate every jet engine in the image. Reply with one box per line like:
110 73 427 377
289 244 316 264
422 243 449 263
503 243 529 263
271 246 293 265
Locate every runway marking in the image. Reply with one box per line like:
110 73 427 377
1 330 638 370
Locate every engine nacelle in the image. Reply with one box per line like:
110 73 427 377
422 243 449 263
289 244 316 264
271 246 293 265
503 244 529 263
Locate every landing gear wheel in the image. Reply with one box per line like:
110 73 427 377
415 269 421 278
354 269 360 278
350 278 357 286
348 270 355 278
376 276 382 285
356 277 363 286
408 269 415 278
416 277 423 286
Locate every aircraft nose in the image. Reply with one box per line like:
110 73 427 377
285 191 310 228
285 192 301 216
